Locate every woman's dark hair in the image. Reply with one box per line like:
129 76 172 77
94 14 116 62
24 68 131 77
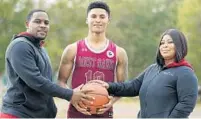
156 29 188 66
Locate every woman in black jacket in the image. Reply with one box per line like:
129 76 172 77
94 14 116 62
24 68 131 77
91 29 198 118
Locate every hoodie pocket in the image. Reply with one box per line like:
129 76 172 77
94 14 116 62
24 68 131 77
148 111 171 118
23 90 51 112
13 92 27 105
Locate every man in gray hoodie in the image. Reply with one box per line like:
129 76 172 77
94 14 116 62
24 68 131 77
0 9 93 118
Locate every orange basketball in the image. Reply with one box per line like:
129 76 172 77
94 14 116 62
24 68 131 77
79 82 109 114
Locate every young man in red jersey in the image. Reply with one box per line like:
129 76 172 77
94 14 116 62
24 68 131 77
58 1 128 118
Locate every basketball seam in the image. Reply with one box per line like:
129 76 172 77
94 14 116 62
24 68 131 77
82 93 109 107
87 92 108 97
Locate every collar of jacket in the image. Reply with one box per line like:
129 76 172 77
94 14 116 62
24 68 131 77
162 59 193 70
12 32 45 48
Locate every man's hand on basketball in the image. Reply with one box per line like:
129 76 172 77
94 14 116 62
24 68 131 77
71 84 94 115
96 96 113 114
88 80 109 89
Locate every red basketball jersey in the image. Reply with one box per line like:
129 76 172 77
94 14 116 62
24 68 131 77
68 39 116 118
71 39 117 88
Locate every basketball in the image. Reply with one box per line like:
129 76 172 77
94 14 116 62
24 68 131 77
79 82 109 114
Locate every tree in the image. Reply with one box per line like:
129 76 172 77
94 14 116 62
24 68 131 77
177 0 201 83
107 0 180 77
46 0 89 72
0 0 34 73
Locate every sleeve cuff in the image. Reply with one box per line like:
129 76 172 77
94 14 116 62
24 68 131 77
65 89 73 101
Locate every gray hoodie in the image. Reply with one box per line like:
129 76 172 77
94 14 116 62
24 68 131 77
1 34 73 118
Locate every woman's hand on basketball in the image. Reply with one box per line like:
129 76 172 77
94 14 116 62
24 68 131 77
71 84 94 115
88 80 109 89
97 96 113 114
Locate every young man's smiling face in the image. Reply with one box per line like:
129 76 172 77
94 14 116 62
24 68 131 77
87 8 109 34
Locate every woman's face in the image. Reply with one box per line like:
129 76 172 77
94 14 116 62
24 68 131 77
159 35 176 60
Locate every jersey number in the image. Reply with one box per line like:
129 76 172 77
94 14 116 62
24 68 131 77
85 70 105 82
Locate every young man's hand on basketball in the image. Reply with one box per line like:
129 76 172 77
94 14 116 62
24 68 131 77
88 80 109 89
72 101 91 115
97 96 113 114
71 84 94 115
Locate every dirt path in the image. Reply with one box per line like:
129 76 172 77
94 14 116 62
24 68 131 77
54 97 201 118
0 95 200 118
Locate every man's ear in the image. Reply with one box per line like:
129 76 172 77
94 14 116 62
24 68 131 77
25 21 29 29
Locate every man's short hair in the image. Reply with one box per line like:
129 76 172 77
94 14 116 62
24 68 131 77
26 9 47 22
87 1 110 17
